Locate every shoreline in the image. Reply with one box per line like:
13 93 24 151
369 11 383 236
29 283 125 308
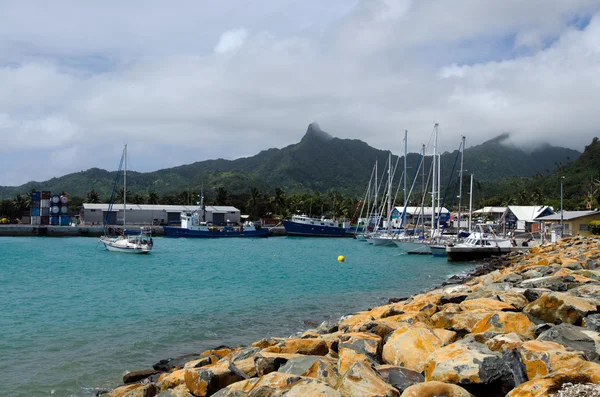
96 236 600 397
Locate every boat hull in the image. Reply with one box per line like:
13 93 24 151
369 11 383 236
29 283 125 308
429 245 447 257
446 246 525 262
163 226 269 238
103 242 151 254
282 220 349 237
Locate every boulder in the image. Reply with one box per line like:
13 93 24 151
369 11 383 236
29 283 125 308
154 353 206 371
537 323 598 361
222 373 341 397
375 365 424 393
338 313 375 332
382 325 446 372
459 298 514 312
505 367 593 397
431 311 495 333
338 348 376 376
485 333 526 353
470 312 535 338
337 332 382 363
122 383 158 397
496 292 529 310
302 358 341 388
253 352 301 376
523 292 597 325
184 360 247 397
157 369 187 391
423 337 514 395
518 340 586 380
519 276 569 292
399 381 474 397
154 385 193 397
336 360 400 397
277 356 322 376
123 370 164 384
263 338 329 356
583 313 600 332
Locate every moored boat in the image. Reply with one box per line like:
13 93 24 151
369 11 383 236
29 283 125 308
282 214 350 237
164 210 268 238
446 231 524 262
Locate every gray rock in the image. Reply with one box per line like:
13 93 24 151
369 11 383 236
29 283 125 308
584 314 600 332
153 353 202 371
502 349 528 387
537 323 598 361
523 288 552 302
375 366 424 393
519 276 568 292
533 323 554 337
155 389 193 397
254 355 289 376
277 356 321 375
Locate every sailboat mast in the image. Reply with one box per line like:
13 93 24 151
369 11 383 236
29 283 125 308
374 159 378 230
468 173 474 232
457 136 465 238
387 153 392 231
421 144 425 234
124 144 127 227
403 130 407 228
432 123 438 237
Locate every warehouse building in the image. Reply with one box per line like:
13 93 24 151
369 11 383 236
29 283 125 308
80 204 241 226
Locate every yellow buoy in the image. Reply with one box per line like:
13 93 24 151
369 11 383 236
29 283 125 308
338 255 345 262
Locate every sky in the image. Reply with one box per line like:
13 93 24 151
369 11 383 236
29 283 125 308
1 0 600 186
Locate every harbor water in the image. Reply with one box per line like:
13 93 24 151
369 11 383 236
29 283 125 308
0 236 477 397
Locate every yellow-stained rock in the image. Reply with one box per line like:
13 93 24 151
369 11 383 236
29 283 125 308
523 292 597 325
439 303 462 313
506 367 592 397
399 381 474 397
470 311 535 338
376 312 433 328
336 360 400 397
424 338 510 387
485 332 526 353
183 355 219 369
107 384 142 397
302 358 341 388
338 348 374 376
519 340 586 380
246 372 341 396
157 369 187 391
497 291 529 310
368 302 406 319
431 311 494 333
459 297 514 312
252 337 286 349
263 338 329 356
432 329 457 345
399 294 439 317
121 383 158 397
382 325 445 372
338 332 382 361
338 313 375 332
184 360 246 397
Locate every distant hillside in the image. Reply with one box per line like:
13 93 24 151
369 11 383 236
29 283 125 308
0 124 581 200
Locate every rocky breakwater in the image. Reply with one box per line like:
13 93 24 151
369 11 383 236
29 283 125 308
100 236 600 397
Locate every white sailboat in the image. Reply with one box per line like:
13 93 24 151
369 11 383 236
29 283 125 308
99 144 153 254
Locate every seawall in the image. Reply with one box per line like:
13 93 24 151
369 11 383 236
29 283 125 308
95 236 600 397
0 225 287 237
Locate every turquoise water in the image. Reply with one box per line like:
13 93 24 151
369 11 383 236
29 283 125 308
0 236 476 397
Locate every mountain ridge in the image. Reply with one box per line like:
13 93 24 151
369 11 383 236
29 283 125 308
0 125 582 200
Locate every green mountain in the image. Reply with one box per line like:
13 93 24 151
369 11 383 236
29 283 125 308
0 124 582 200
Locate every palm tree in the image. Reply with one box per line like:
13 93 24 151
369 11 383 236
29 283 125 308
272 188 286 215
147 191 159 204
247 187 261 219
215 186 228 205
86 190 100 203
132 193 146 204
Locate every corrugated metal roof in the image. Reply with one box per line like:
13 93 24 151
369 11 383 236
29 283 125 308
82 203 239 212
393 206 450 215
506 206 553 221
473 206 507 214
537 210 600 221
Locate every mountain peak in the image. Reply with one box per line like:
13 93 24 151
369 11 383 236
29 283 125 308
302 122 333 142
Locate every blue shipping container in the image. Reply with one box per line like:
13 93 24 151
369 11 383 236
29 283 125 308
50 216 60 225
31 207 41 216
41 208 50 216
31 191 41 200
60 215 70 226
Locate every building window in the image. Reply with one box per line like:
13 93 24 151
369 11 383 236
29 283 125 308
580 224 589 231
91 209 96 212
230 211 236 214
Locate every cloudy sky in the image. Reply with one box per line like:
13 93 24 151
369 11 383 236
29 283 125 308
1 0 599 186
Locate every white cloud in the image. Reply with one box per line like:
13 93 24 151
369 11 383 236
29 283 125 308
0 0 599 185
214 29 248 54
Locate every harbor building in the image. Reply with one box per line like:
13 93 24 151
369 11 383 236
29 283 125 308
80 204 241 226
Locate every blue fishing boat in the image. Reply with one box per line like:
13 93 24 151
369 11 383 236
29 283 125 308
163 207 268 238
282 214 350 237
